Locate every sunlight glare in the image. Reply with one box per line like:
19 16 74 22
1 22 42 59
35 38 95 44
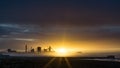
57 48 67 53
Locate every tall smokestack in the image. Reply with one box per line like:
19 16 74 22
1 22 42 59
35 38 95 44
25 44 27 53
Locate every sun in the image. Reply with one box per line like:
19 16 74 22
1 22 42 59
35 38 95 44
56 48 67 54
58 48 67 53
54 48 76 57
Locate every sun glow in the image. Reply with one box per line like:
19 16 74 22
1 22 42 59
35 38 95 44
57 48 67 53
54 48 78 57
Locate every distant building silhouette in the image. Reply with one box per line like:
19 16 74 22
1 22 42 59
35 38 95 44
48 46 52 52
31 48 35 53
7 49 16 52
25 44 28 53
44 49 48 52
107 55 115 59
7 49 11 52
37 47 41 53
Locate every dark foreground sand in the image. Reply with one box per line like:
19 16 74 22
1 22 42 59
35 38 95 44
0 57 120 68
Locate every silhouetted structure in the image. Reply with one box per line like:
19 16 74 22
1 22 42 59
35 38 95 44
7 49 16 52
44 49 47 52
31 48 35 53
107 55 115 59
37 47 41 53
48 46 52 52
25 44 27 53
7 49 11 52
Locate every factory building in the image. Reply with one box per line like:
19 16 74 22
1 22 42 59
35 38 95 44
37 47 41 53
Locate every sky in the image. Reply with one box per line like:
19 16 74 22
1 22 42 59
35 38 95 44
0 0 120 53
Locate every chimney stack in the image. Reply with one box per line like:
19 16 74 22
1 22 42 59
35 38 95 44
25 44 27 53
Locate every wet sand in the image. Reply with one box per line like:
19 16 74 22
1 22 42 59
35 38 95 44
0 57 120 68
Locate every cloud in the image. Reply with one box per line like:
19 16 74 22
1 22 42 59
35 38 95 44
0 0 120 26
0 24 39 36
0 23 120 40
0 38 35 42
13 38 36 41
